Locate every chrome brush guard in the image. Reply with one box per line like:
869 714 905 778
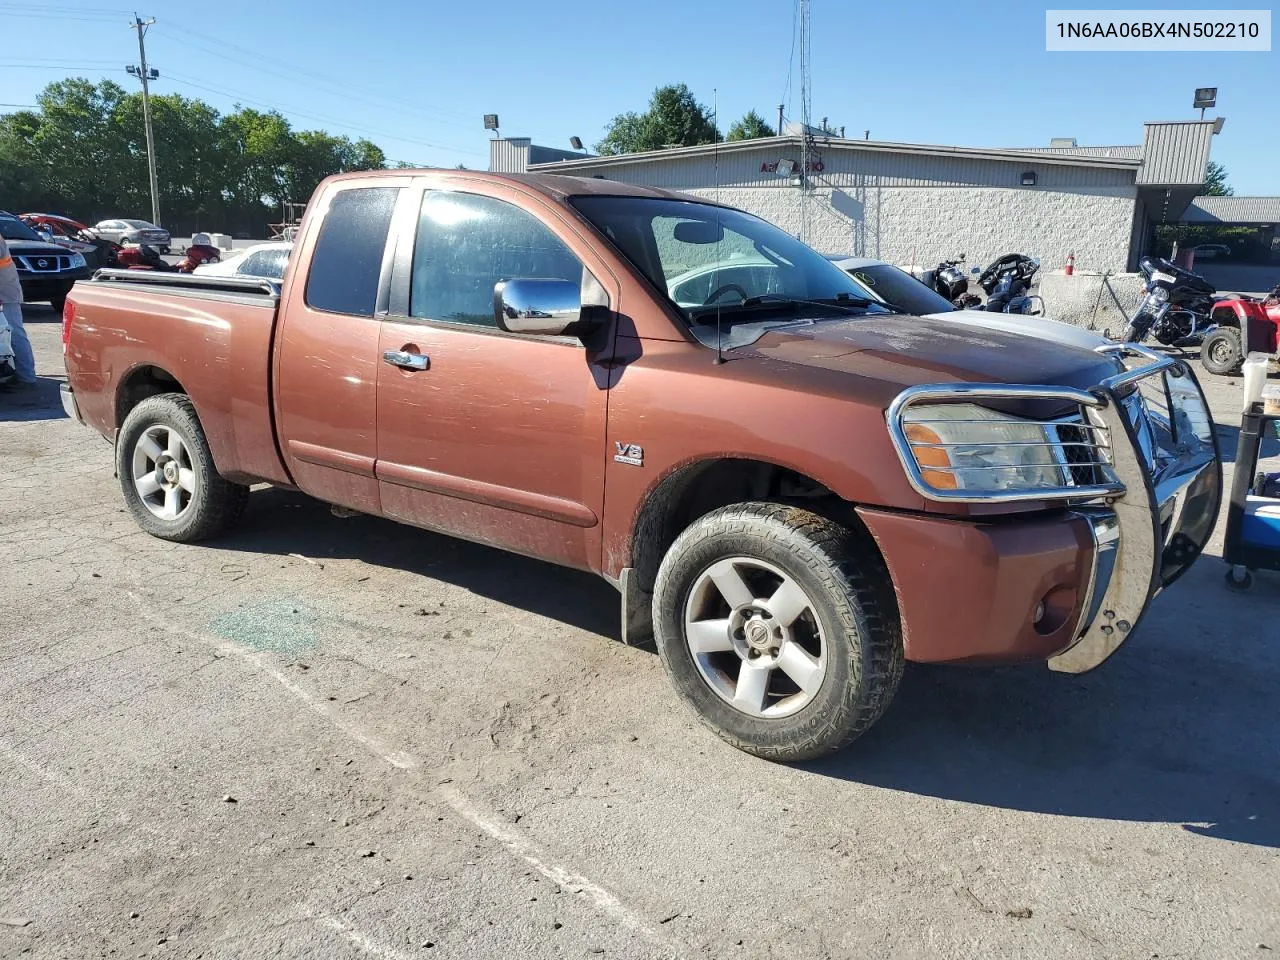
887 344 1222 673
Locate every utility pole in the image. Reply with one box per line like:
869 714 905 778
777 103 784 137
127 14 161 227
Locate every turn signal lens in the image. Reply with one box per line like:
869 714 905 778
904 422 958 490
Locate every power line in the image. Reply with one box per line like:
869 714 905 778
162 73 486 158
0 57 122 66
157 24 481 132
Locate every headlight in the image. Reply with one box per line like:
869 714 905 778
69 252 87 268
902 403 1067 491
1149 286 1169 303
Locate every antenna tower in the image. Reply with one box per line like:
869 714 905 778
798 0 813 243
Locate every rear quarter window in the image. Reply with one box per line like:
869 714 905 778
305 187 399 316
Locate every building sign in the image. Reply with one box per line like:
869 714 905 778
761 159 824 174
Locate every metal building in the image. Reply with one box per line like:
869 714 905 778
491 121 1222 274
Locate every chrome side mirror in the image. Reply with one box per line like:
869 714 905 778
494 278 583 335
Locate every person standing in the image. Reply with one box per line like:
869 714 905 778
0 231 36 389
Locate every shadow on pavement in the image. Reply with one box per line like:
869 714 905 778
0 375 68 423
217 486 623 641
805 559 1280 849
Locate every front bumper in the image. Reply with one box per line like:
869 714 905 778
879 345 1221 672
19 268 92 297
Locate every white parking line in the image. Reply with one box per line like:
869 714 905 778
126 590 683 958
317 917 420 960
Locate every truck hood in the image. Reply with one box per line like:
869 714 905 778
5 239 76 258
923 309 1110 352
743 314 1121 404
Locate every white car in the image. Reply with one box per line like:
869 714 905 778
194 242 293 281
826 256 1108 351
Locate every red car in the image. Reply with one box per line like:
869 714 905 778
20 212 121 268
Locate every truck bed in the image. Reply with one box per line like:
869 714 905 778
64 271 291 486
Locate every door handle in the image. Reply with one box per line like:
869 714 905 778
382 349 430 371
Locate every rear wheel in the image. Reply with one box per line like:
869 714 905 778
1200 326 1243 376
49 295 66 314
652 502 903 762
117 393 249 542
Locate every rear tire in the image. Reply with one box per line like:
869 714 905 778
49 295 66 314
652 502 903 762
117 393 249 542
1200 327 1243 376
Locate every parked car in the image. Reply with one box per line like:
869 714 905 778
827 255 1107 351
1193 243 1232 261
61 171 1221 762
0 212 92 311
193 241 293 280
92 218 171 253
20 213 122 269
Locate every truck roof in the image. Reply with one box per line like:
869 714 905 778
320 168 710 204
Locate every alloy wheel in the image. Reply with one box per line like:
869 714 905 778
683 556 827 719
131 424 196 521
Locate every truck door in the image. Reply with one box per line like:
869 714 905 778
273 182 401 514
374 183 617 572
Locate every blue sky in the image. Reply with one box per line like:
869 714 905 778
4 0 1276 193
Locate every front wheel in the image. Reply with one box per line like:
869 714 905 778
1200 327 1244 376
116 393 250 542
652 502 904 762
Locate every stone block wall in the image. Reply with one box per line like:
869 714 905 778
681 184 1138 275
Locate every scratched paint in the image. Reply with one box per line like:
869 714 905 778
210 599 319 654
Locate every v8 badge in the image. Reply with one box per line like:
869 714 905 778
613 442 643 466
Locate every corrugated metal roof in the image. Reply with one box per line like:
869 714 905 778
1137 122 1215 185
531 135 1142 175
531 140 1136 190
1183 196 1280 224
1015 145 1144 159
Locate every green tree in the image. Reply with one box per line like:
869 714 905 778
596 83 720 155
726 110 775 141
1204 160 1233 196
0 77 387 235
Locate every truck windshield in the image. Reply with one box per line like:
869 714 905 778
0 217 42 241
569 196 889 329
836 262 956 316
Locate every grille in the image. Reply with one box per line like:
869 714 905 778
1053 420 1110 487
15 254 72 273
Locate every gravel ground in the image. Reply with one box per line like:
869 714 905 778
1 305 1278 960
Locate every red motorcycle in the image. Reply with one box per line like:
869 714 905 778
117 242 220 273
1200 284 1280 376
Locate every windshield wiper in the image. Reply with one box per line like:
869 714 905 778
687 293 898 320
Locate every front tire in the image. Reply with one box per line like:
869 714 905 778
117 393 249 542
1200 327 1243 376
652 502 903 762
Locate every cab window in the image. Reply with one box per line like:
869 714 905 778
409 191 582 328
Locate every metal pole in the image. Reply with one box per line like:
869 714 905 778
777 103 784 137
132 14 161 227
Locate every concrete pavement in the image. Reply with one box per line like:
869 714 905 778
1 305 1277 959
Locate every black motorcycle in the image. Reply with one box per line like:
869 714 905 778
1121 256 1216 345
921 255 980 308
969 254 1043 314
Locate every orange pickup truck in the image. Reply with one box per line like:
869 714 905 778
61 170 1221 760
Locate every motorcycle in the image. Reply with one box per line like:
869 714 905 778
921 255 981 308
968 254 1043 314
1121 256 1217 345
117 241 219 273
